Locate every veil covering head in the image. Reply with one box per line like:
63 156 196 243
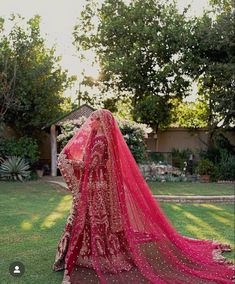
55 109 234 284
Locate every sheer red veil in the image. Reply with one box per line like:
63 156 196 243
54 109 234 284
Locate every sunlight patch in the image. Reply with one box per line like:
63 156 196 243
21 220 32 230
194 204 224 211
40 195 72 229
208 213 233 226
185 224 206 239
41 212 64 228
184 212 227 242
170 204 182 211
183 212 214 233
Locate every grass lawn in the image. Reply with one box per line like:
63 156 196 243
0 180 234 284
148 181 235 196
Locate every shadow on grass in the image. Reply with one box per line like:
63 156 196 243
0 181 234 283
19 195 72 231
0 181 71 284
161 203 235 262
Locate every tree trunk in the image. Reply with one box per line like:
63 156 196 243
50 124 57 176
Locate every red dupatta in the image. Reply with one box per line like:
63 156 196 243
54 109 234 284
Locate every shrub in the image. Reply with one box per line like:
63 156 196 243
0 136 39 163
117 119 151 163
216 152 235 181
199 133 235 165
196 159 214 175
0 156 31 181
171 148 193 172
200 147 235 181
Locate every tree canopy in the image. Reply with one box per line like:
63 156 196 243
0 15 76 137
73 0 234 137
74 0 193 119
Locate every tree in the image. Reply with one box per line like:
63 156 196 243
0 15 76 137
0 17 18 128
133 96 173 132
184 6 235 145
209 0 234 12
173 99 209 128
73 0 193 125
0 61 17 125
76 74 108 109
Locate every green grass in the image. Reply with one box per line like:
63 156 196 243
160 202 235 262
0 181 234 284
0 181 69 284
148 181 235 196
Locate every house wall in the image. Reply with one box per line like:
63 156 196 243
3 125 234 161
146 128 235 154
31 128 235 160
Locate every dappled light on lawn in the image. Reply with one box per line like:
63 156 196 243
170 204 183 211
20 215 39 231
195 204 225 211
162 203 234 248
186 224 209 239
208 213 233 227
0 181 234 283
41 195 72 229
192 204 234 217
21 220 33 230
183 211 216 239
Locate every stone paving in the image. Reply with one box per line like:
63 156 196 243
43 177 235 204
152 195 235 203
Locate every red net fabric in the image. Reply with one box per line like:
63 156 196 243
53 109 235 284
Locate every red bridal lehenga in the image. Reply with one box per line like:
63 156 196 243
53 109 235 284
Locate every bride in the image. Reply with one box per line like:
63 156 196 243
53 109 234 284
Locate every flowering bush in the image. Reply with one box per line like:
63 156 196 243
57 115 151 163
117 118 152 163
57 117 87 148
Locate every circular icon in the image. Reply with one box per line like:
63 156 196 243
9 261 25 277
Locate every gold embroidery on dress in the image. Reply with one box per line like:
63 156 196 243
74 132 133 272
55 112 134 276
53 152 84 271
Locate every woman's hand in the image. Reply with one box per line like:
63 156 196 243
70 159 84 170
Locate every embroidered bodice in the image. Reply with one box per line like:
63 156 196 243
89 134 108 170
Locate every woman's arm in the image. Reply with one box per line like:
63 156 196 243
70 159 85 170
57 152 84 194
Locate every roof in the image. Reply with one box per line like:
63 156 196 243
42 104 96 130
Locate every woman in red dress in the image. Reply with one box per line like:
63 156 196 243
53 109 234 284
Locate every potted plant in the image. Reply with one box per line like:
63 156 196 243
33 160 45 178
196 159 214 182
